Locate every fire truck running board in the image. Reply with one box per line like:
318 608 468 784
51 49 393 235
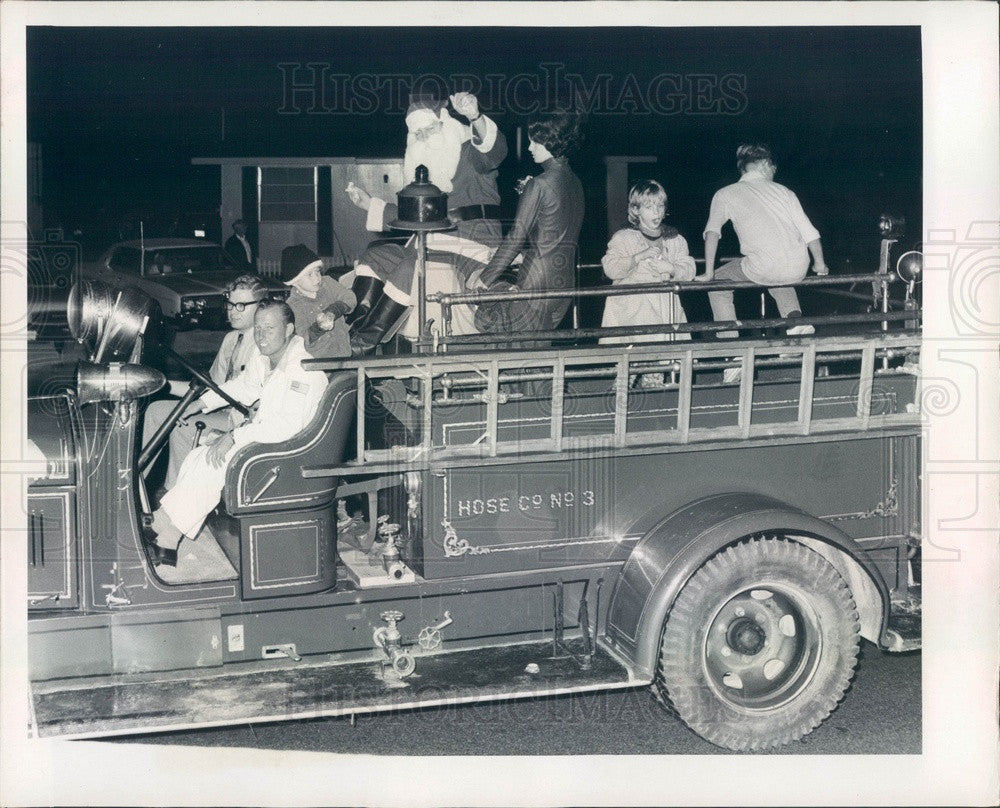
30 639 639 740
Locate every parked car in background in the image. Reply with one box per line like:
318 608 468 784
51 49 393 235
88 238 284 333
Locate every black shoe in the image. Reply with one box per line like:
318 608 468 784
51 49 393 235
145 540 178 568
350 296 410 357
141 514 157 546
345 276 386 327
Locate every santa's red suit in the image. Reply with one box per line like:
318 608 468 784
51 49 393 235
349 100 507 346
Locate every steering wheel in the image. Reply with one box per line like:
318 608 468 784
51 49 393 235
136 347 252 474
166 346 251 417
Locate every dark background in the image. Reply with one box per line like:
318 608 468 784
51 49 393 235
28 25 922 269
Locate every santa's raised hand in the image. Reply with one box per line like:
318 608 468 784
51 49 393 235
449 92 480 122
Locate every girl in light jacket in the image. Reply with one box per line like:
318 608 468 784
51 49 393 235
600 179 696 346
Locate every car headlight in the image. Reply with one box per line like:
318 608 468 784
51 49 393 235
181 298 207 311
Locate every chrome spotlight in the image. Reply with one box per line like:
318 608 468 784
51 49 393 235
896 250 923 284
76 361 165 406
67 279 151 363
67 278 116 351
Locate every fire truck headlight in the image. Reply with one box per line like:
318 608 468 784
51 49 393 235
878 213 906 239
77 361 166 406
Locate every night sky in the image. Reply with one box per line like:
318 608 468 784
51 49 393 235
27 25 922 265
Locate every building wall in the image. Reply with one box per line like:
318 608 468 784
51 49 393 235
198 157 406 276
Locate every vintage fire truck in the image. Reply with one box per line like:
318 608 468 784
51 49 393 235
25 206 923 751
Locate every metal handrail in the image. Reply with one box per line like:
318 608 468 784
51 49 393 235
439 309 918 348
428 271 893 307
428 269 903 345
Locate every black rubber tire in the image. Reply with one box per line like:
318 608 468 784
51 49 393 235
655 537 860 751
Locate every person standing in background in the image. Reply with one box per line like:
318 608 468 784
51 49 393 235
225 219 255 271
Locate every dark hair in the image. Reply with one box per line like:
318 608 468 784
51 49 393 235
737 142 773 174
257 299 295 327
527 111 584 158
225 273 268 297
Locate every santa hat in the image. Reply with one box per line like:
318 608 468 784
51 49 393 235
280 244 323 285
405 97 446 132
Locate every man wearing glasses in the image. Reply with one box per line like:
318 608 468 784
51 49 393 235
142 273 268 493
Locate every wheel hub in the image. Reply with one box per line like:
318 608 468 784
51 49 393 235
727 618 766 655
703 586 818 710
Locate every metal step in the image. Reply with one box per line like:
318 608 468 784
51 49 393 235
884 596 922 653
30 639 636 740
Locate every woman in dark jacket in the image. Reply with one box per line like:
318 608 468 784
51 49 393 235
474 111 585 335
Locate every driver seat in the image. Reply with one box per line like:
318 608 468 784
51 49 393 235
208 371 357 596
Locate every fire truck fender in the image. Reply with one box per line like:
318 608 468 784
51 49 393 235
604 491 891 680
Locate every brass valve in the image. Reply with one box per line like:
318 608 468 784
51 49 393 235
373 610 415 678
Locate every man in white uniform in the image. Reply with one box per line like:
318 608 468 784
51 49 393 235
142 274 267 491
146 300 328 565
699 142 828 339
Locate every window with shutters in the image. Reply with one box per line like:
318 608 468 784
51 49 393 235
258 166 317 222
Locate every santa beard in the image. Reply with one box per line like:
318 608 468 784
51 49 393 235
403 116 467 193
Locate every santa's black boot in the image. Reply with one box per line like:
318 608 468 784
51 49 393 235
350 296 410 357
345 276 386 327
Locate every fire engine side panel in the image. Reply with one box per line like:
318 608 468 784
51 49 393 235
215 580 569 663
27 489 79 609
425 432 914 582
27 394 81 609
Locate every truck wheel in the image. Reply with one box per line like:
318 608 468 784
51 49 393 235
655 537 860 751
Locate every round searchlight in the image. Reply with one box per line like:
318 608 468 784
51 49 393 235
67 279 151 363
67 279 116 349
896 250 923 284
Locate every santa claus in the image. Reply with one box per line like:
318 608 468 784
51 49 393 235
344 92 507 354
